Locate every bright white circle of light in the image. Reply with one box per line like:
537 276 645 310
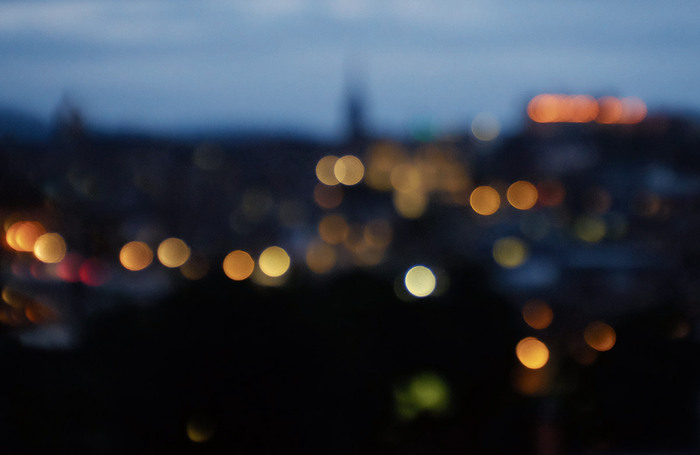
404 265 437 297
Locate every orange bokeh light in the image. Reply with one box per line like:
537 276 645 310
223 250 255 281
596 96 624 124
507 181 538 210
6 221 46 252
470 186 500 215
522 299 553 330
516 337 550 369
584 321 616 352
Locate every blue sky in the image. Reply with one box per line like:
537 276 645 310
2 0 700 138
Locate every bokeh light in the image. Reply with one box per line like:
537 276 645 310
471 112 500 141
7 221 46 252
180 253 209 280
157 238 191 268
619 97 647 124
570 95 599 122
186 414 216 443
536 180 565 207
470 186 500 215
522 299 553 329
493 237 528 268
313 183 343 209
365 142 406 191
316 155 340 185
507 181 538 210
363 219 392 249
584 321 616 352
394 372 450 420
596 96 624 124
119 241 153 271
527 94 649 124
390 163 423 194
258 246 290 278
79 258 110 286
56 252 83 282
393 189 428 219
318 214 349 245
24 301 58 325
516 337 550 369
513 364 552 396
223 250 255 281
334 155 364 186
33 233 67 264
404 265 436 298
305 240 336 274
574 216 606 243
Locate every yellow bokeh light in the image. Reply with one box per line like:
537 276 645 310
393 189 428 219
33 233 67 264
516 337 550 369
318 214 349 245
334 155 364 186
223 250 255 281
408 372 448 410
390 163 423 193
404 265 436 298
316 155 340 185
493 237 528 268
305 240 336 274
522 299 553 330
394 371 450 420
258 246 290 278
186 414 216 443
584 321 616 352
574 216 606 243
157 237 191 268
470 186 500 215
119 241 153 271
365 142 406 191
507 181 538 210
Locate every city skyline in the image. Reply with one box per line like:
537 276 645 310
2 0 700 138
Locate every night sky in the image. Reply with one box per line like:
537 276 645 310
2 0 700 138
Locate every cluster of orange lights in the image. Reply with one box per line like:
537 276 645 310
470 180 565 215
5 220 67 264
528 94 647 124
514 299 617 386
3 218 110 288
118 238 292 283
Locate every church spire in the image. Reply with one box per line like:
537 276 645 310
343 54 366 144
